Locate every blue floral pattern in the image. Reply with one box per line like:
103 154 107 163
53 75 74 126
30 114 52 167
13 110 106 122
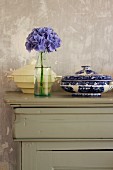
60 66 113 97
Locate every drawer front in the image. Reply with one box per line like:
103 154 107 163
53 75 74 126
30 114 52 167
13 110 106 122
13 113 113 139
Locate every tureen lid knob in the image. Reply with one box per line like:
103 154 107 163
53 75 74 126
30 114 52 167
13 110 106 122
81 66 90 70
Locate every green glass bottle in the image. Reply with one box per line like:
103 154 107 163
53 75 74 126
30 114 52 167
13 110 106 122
34 52 51 96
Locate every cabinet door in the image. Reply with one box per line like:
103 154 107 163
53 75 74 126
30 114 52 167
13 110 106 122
37 151 113 170
22 143 113 170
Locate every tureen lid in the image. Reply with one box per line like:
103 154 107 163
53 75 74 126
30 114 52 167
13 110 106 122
61 66 112 81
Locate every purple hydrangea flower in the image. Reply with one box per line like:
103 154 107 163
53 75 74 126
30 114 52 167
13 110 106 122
25 27 61 52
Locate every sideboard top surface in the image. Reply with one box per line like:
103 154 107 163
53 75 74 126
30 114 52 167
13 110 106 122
4 91 113 107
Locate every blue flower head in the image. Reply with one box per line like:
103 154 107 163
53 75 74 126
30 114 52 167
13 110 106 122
25 27 61 53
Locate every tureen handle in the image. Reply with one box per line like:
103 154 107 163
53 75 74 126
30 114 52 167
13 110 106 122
109 82 113 91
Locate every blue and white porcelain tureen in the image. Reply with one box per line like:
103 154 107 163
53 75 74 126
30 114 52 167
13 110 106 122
60 66 113 97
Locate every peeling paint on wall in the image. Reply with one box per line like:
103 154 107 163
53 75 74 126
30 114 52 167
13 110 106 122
9 148 13 153
0 142 8 155
6 127 9 136
10 17 33 66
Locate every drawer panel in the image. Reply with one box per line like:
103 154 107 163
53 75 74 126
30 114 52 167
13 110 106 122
37 151 113 170
13 114 113 139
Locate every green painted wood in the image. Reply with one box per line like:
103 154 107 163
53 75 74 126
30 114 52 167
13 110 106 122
4 91 113 139
4 91 113 107
22 142 37 170
22 142 113 170
13 114 113 139
37 151 113 169
4 91 113 170
14 107 113 114
22 141 113 170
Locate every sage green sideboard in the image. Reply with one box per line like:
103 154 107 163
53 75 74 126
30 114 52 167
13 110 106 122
4 91 113 170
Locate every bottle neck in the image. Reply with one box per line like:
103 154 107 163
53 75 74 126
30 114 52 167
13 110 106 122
35 52 44 68
35 52 51 68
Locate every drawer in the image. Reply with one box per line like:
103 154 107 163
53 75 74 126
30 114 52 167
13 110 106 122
13 113 113 139
22 142 113 170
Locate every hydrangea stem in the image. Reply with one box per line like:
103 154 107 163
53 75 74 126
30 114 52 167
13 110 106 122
40 52 44 95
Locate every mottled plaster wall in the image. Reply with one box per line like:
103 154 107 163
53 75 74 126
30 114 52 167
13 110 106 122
0 0 113 169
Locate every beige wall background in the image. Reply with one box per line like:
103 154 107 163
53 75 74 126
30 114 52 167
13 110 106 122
0 0 113 169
